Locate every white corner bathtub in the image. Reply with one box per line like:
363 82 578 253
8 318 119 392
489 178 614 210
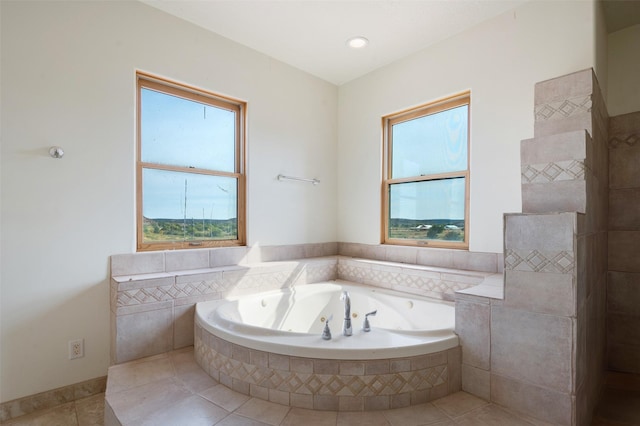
195 280 458 360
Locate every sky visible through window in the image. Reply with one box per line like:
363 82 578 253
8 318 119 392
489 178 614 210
141 88 237 221
390 105 467 221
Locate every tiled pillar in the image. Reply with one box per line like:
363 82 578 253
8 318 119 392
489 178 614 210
607 111 640 373
496 212 579 426
468 69 609 426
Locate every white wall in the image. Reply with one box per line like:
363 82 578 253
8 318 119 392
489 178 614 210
0 1 337 402
337 0 597 253
608 24 640 116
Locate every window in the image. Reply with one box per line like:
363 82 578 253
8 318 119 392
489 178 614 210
136 73 246 251
382 92 470 249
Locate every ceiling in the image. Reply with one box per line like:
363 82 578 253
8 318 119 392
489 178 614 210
141 0 640 86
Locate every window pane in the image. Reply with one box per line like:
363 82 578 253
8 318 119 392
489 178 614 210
141 88 236 172
388 178 465 242
142 168 237 242
391 105 467 178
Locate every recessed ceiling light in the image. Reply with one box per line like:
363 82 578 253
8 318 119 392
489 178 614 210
347 36 369 49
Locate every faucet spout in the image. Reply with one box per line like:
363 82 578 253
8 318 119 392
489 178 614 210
341 291 352 336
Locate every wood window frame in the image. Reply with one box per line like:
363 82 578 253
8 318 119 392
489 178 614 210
381 92 471 249
136 72 246 251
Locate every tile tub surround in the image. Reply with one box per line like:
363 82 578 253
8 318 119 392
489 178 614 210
110 244 501 365
194 322 461 411
110 256 339 364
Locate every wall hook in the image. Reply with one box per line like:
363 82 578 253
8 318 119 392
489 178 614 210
49 146 64 159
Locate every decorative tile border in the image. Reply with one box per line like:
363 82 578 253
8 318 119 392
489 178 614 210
194 323 458 411
521 160 585 184
504 249 575 274
609 132 640 148
535 95 592 122
337 257 488 301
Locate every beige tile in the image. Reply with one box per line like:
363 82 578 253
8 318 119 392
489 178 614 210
534 68 593 106
385 246 417 264
290 357 313 373
455 300 490 369
268 389 289 406
210 246 249 267
490 373 572 425
106 355 174 395
609 231 640 273
416 248 454 269
608 272 640 315
103 400 120 426
505 213 576 251
165 249 209 272
610 144 640 189
453 404 535 425
268 353 290 371
111 252 165 276
173 305 195 349
75 393 105 426
364 395 389 411
314 395 339 411
502 270 575 317
382 403 448 426
115 307 174 363
314 359 339 375
215 413 271 426
281 408 337 426
522 179 587 213
2 402 78 426
106 377 192 424
452 251 498 273
608 313 640 346
199 384 250 412
290 393 314 410
431 391 488 418
74 377 107 400
521 130 588 165
234 398 290 426
609 188 640 230
491 306 572 393
534 111 593 139
340 361 365 375
136 394 228 426
337 410 392 425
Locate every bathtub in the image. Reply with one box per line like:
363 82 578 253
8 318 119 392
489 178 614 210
194 280 460 410
195 280 458 360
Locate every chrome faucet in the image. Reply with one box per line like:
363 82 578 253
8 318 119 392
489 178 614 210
341 291 352 336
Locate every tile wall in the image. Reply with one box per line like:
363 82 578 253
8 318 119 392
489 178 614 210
607 111 640 373
456 69 609 426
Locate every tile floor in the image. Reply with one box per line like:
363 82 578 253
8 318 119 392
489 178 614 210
3 347 639 426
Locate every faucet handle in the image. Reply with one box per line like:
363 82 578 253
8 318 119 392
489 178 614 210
363 310 377 332
322 314 333 340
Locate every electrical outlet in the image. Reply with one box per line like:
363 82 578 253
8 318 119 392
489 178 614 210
69 339 84 360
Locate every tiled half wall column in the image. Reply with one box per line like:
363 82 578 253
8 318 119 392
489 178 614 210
456 69 609 426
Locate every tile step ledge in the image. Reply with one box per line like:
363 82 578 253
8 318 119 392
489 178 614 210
455 273 504 300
